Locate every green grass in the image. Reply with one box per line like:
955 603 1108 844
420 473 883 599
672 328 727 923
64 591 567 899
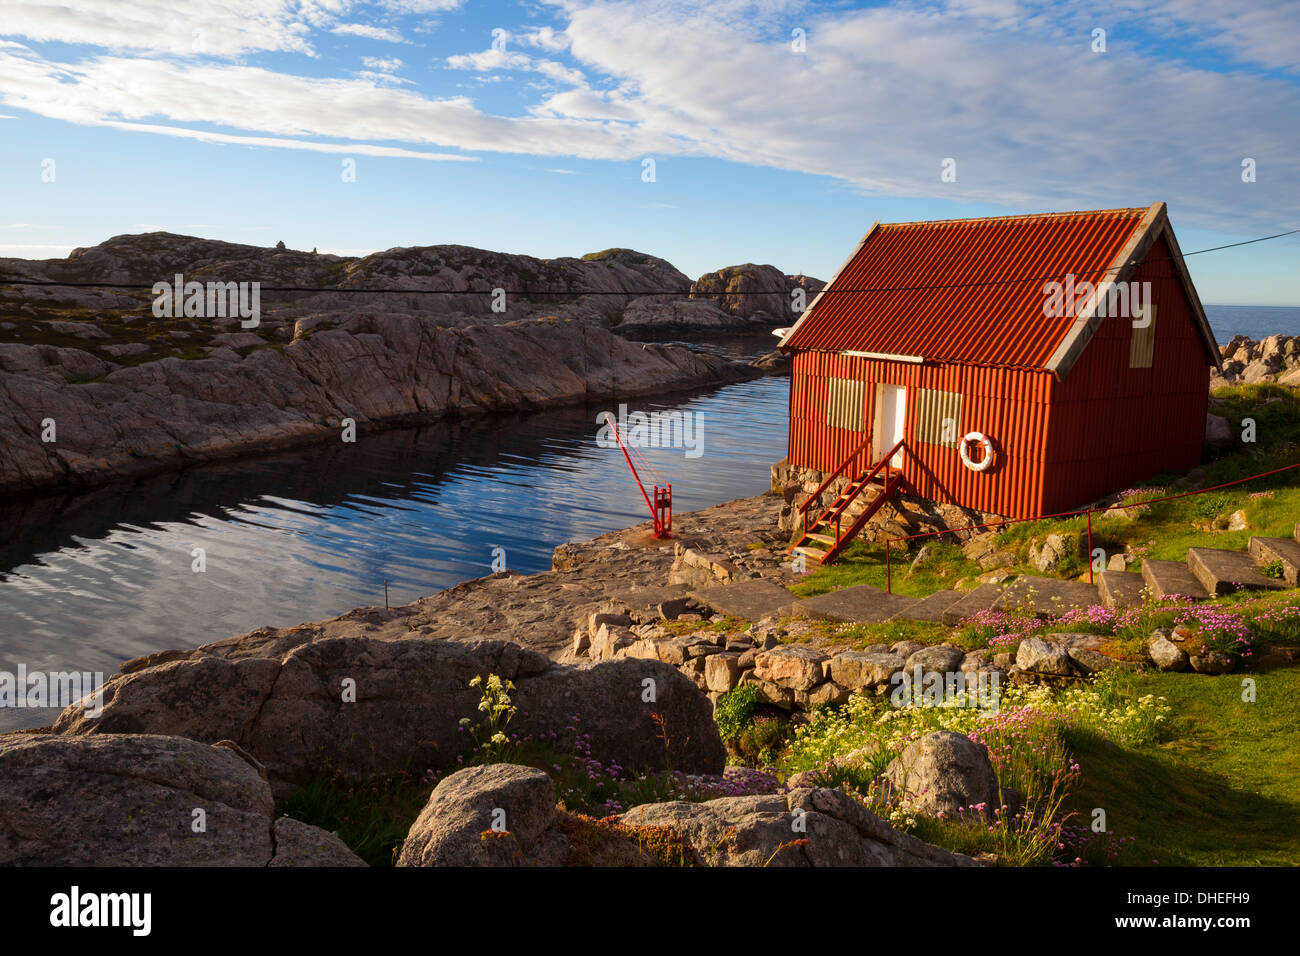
280 772 432 867
1065 668 1300 865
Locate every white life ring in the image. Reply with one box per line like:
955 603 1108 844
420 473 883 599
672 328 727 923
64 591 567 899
959 432 996 472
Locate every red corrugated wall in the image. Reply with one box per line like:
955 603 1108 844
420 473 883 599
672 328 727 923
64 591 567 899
789 351 1053 517
1041 234 1211 511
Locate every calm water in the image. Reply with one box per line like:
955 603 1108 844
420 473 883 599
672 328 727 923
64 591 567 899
1204 304 1299 342
0 337 788 729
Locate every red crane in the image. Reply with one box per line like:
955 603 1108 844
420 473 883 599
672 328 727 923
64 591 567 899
603 411 672 538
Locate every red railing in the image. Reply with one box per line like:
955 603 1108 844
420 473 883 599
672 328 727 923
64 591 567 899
882 460 1300 593
798 433 873 536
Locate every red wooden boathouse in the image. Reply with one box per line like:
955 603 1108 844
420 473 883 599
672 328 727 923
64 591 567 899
777 203 1221 564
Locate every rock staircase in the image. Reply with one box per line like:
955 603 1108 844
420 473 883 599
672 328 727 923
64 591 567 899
1099 524 1300 604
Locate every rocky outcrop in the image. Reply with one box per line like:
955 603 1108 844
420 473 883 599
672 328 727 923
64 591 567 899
0 315 753 497
619 786 979 866
393 762 976 867
53 636 726 795
687 265 825 327
1210 334 1300 390
0 732 364 866
0 235 826 497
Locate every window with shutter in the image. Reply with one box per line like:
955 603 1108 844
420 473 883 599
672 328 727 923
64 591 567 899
1129 303 1158 368
916 388 962 446
826 377 865 431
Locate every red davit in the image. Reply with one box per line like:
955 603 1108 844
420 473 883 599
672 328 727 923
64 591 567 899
604 412 672 538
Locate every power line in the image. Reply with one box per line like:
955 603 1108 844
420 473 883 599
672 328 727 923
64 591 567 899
0 227 1295 299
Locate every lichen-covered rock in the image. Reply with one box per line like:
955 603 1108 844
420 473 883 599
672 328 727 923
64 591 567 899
0 733 363 866
1148 630 1190 672
882 731 999 820
55 637 725 794
619 786 978 867
1015 636 1073 676
396 765 557 867
828 646 904 691
753 644 829 691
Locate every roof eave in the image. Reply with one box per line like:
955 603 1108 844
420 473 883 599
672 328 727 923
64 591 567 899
777 221 879 351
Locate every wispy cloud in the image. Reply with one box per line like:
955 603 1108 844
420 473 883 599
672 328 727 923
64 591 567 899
331 23 405 44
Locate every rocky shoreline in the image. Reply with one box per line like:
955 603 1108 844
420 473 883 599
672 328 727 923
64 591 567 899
0 234 819 498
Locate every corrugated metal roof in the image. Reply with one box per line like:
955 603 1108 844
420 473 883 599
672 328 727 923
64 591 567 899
782 207 1153 369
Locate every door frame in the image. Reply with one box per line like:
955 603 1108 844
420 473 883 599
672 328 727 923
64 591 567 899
872 383 907 469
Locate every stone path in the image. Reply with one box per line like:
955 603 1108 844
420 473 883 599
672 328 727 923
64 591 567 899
1141 558 1209 599
792 584 919 624
1187 547 1288 597
691 578 799 622
890 589 964 623
992 577 1101 616
1097 570 1146 608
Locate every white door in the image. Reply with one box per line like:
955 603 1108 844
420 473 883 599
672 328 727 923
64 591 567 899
873 384 907 469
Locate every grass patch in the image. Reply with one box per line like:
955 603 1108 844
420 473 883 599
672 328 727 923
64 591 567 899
280 771 431 867
1064 668 1300 865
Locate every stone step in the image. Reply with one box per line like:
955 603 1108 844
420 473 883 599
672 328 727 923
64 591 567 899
690 578 798 623
992 576 1100 617
1187 547 1289 597
940 582 1004 627
792 584 918 624
889 589 964 623
1250 536 1300 586
1140 558 1209 599
1097 570 1148 608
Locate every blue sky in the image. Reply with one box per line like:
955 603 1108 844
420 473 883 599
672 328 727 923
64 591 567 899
1 0 1297 305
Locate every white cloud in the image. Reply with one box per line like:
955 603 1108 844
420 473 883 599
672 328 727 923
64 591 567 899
377 0 463 12
0 0 316 56
361 56 403 72
331 23 405 43
445 47 586 86
356 70 411 85
0 0 1294 237
521 26 570 52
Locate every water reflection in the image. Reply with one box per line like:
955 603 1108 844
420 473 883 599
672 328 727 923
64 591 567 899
0 359 789 730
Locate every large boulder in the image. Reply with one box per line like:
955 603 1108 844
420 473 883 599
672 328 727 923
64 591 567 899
0 733 364 866
54 637 725 794
753 644 829 691
827 646 904 692
882 731 1000 819
903 643 966 678
620 786 978 866
397 765 559 867
1205 414 1233 449
1147 630 1189 672
1015 636 1073 676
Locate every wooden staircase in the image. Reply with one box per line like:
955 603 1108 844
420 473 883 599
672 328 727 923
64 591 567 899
790 437 905 566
